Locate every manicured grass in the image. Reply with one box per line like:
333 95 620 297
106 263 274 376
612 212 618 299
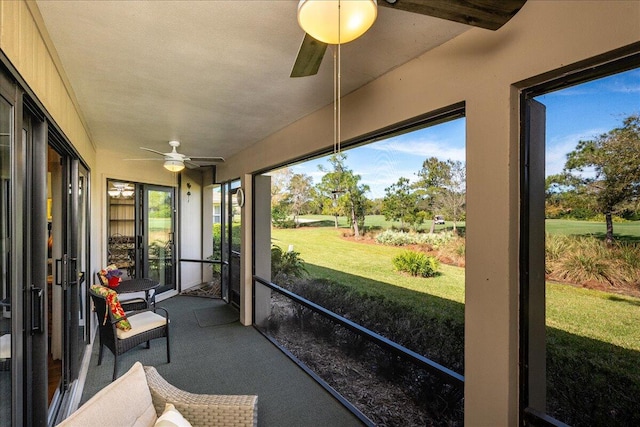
297 214 457 232
547 283 640 351
272 225 640 352
272 227 464 321
545 219 640 241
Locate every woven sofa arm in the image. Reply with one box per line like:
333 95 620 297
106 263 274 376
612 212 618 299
144 366 257 427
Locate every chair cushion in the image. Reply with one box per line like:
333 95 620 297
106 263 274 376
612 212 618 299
117 311 167 340
91 285 132 331
0 334 10 359
58 362 157 427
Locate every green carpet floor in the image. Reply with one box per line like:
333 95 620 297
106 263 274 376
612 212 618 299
80 295 362 427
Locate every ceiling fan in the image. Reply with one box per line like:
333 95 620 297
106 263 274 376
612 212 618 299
108 182 134 198
135 140 225 172
290 0 528 78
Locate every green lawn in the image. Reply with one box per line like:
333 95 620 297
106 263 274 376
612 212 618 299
545 218 640 241
272 225 640 352
297 214 458 232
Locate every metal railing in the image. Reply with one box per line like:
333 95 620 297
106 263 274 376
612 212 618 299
179 258 227 266
253 275 464 388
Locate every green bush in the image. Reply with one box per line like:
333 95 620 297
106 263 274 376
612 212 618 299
271 245 307 284
392 251 439 278
376 229 456 249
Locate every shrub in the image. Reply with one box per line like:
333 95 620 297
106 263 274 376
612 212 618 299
545 234 639 289
263 277 465 425
376 229 456 249
392 251 439 278
271 245 307 284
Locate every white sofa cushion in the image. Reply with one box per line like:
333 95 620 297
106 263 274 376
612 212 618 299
58 362 157 427
154 403 193 427
117 311 167 340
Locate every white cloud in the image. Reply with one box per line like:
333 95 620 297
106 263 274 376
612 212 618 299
370 137 466 162
546 128 605 176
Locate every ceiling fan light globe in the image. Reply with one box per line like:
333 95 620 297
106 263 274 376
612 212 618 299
298 0 377 45
164 159 185 172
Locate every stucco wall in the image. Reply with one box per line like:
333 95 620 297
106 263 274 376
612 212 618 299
217 2 639 425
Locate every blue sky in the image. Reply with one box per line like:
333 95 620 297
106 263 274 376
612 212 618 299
289 68 639 199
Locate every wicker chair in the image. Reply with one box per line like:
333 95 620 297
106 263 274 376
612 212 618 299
90 288 170 381
144 365 258 427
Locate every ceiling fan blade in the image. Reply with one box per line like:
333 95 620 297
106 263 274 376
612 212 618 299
379 0 528 31
123 158 164 161
188 156 225 163
184 160 200 169
290 33 328 78
139 147 167 157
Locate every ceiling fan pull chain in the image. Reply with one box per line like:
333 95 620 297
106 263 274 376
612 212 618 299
336 0 342 155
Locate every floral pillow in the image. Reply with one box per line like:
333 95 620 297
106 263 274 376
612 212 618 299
90 285 131 331
98 264 123 288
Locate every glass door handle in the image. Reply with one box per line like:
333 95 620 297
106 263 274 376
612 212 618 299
55 258 62 286
55 254 69 289
30 286 44 334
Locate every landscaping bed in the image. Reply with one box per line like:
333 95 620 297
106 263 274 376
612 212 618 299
262 288 464 426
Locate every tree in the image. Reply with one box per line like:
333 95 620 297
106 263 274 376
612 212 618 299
286 173 315 225
316 153 370 237
316 154 348 228
342 172 370 237
415 157 467 232
437 160 466 232
382 177 424 231
553 114 640 243
270 167 293 207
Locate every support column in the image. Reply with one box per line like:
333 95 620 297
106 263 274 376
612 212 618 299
253 175 272 327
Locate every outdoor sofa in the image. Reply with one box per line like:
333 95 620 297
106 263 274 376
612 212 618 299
58 362 258 427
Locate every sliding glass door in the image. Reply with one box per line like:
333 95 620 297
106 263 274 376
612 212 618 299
0 80 14 427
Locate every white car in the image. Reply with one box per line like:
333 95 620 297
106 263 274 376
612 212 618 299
434 215 445 224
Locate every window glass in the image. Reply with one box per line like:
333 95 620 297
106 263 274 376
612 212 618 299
259 115 467 424
533 68 640 425
0 96 12 426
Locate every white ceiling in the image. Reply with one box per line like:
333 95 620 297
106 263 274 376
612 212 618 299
35 0 470 162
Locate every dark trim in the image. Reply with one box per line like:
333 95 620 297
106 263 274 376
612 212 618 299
179 258 225 265
519 87 531 425
515 42 640 98
253 275 465 387
523 408 570 427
